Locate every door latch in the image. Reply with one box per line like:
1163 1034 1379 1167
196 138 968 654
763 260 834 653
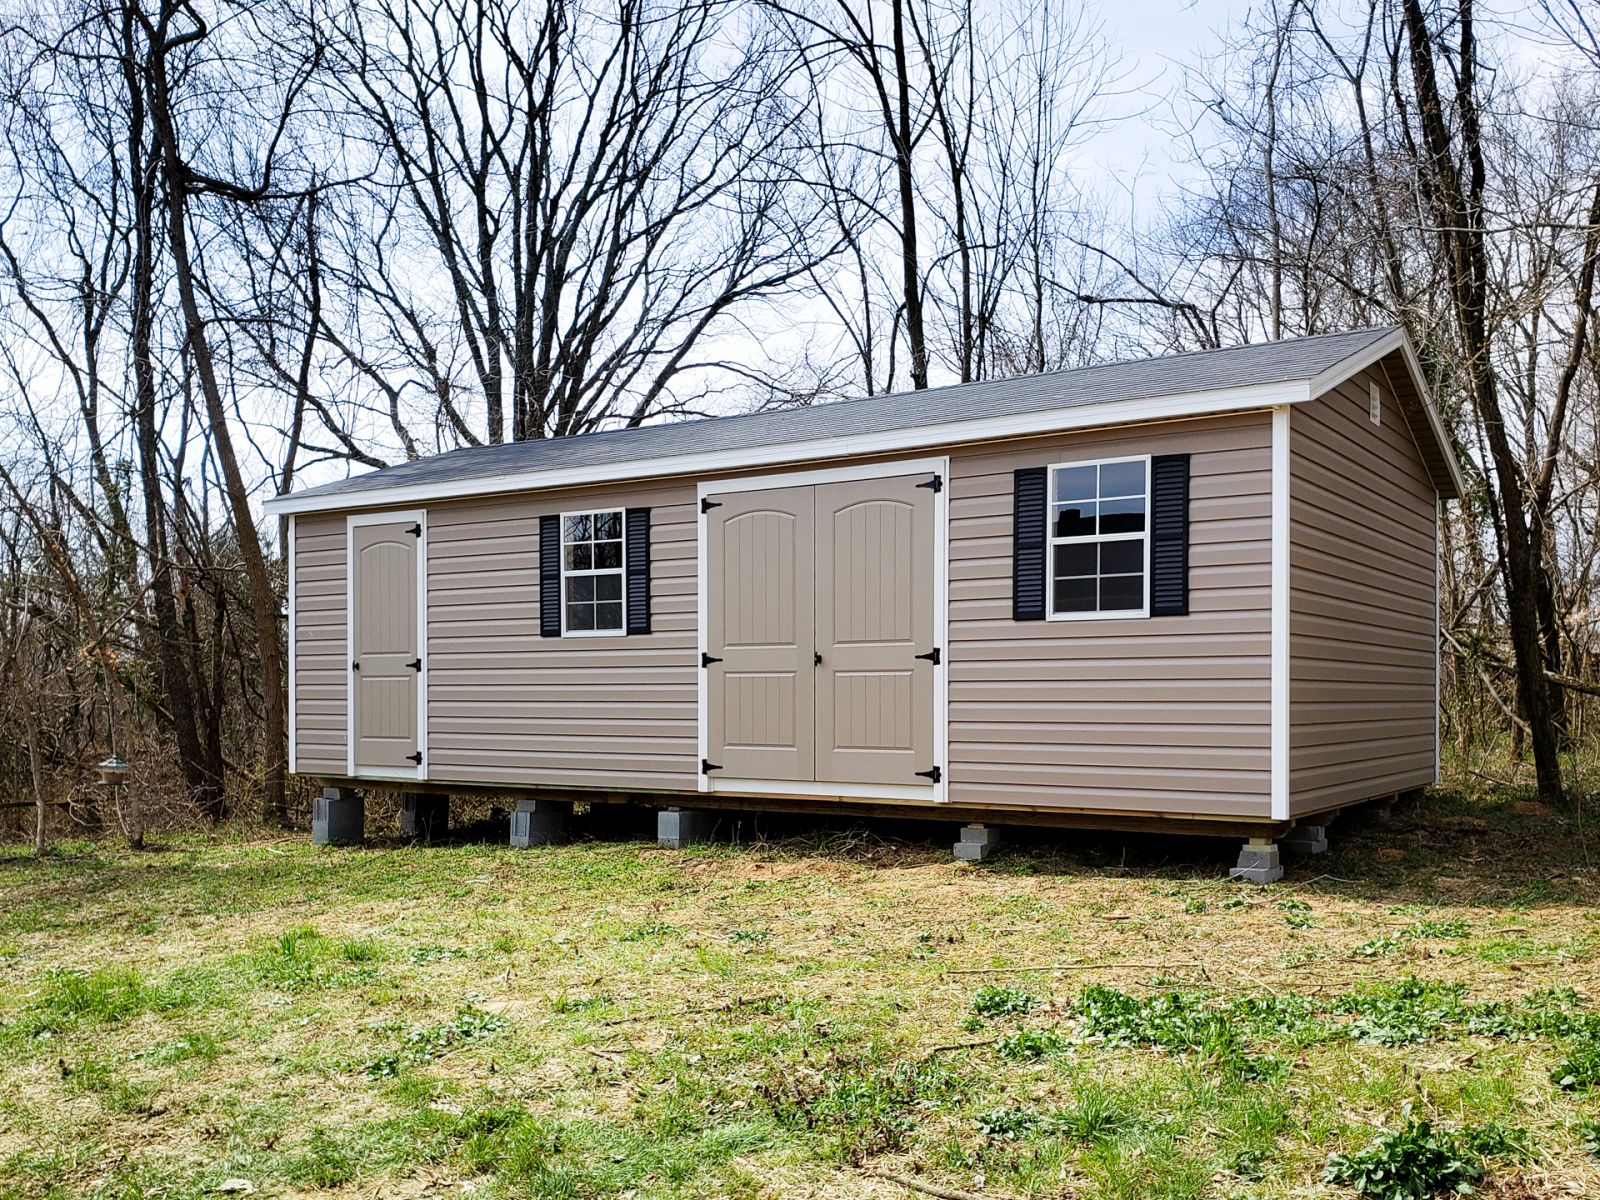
814 651 823 666
351 660 360 671
914 647 941 665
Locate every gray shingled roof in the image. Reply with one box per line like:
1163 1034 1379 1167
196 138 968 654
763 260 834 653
280 325 1404 506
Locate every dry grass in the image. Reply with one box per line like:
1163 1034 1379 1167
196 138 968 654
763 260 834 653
3 785 1600 1199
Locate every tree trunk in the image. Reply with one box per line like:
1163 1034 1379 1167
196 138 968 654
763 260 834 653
118 4 223 820
143 22 284 825
1399 0 1564 802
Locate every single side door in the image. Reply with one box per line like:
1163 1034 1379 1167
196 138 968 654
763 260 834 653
704 486 816 781
352 521 420 774
814 475 937 786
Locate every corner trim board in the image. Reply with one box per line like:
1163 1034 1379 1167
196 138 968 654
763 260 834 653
286 513 297 776
345 509 428 782
1270 406 1291 821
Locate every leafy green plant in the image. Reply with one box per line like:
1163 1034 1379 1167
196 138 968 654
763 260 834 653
976 1105 1038 1140
1323 1109 1483 1199
1357 937 1405 958
1577 1117 1600 1159
1407 918 1471 940
1553 1032 1600 1090
970 984 1036 1018
364 1005 506 1079
993 1027 1069 1059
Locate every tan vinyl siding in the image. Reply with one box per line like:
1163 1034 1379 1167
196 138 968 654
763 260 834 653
946 412 1273 817
424 482 698 790
293 514 348 774
1289 359 1438 814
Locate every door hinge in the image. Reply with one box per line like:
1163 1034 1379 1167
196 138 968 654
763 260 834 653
701 759 723 774
914 647 941 665
700 497 722 513
406 752 423 765
406 523 422 537
407 658 423 672
916 474 943 493
701 652 722 668
915 765 942 784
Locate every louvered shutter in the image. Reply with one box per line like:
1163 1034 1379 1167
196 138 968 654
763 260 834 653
539 514 562 637
625 507 651 634
1150 454 1191 617
1013 467 1047 621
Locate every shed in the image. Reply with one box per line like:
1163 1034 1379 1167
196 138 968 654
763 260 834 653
264 326 1463 874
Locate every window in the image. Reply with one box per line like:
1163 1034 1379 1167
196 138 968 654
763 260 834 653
561 509 625 634
1048 456 1149 618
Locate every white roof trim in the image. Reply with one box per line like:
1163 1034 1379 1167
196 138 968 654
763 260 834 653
263 328 1463 516
264 378 1308 515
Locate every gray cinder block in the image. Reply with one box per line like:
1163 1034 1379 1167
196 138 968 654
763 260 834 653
510 798 567 848
1228 837 1283 884
657 808 713 849
1282 823 1329 855
312 787 364 846
399 792 450 842
953 823 1000 862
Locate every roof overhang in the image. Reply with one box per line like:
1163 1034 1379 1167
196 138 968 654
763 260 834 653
264 328 1463 516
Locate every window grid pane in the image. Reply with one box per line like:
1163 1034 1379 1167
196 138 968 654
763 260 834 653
1048 459 1148 618
561 509 625 633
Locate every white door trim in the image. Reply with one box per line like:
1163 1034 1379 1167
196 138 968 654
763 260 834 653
286 513 297 775
346 509 428 782
696 456 950 803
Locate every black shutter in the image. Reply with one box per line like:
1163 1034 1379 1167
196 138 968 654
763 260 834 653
625 507 651 635
539 514 562 637
1150 454 1190 617
1013 467 1047 621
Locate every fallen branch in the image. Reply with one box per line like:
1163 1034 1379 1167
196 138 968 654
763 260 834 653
941 961 1202 976
599 994 780 1026
919 1038 998 1060
872 1170 1002 1200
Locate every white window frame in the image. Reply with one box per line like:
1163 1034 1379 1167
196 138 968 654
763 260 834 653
559 506 627 638
1046 453 1152 622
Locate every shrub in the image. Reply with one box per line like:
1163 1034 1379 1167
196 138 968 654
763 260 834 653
1323 1109 1483 1199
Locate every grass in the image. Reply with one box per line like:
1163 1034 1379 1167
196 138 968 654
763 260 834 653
2 785 1600 1198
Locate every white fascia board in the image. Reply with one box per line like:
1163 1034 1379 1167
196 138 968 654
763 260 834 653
262 379 1309 516
1306 328 1467 499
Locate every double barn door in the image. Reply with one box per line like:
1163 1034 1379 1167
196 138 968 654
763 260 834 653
704 473 938 788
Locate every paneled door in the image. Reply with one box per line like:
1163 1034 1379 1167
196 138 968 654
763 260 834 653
704 487 816 780
704 472 936 789
814 476 936 785
352 521 420 773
